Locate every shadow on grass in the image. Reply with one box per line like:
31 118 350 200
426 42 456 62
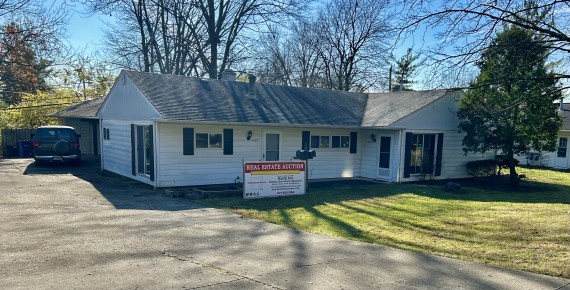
200 173 570 212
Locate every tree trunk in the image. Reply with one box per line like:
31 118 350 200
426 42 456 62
507 152 519 186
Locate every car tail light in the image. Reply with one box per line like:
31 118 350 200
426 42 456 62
71 141 80 149
32 141 40 148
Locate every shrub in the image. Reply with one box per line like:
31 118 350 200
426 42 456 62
466 159 497 177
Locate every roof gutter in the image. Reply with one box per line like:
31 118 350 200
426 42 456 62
153 118 406 130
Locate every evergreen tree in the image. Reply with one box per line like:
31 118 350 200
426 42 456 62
457 26 562 185
393 48 420 91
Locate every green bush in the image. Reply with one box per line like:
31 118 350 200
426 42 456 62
466 159 497 177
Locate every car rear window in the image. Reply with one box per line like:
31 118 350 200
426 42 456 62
36 128 77 141
58 130 74 141
36 129 57 140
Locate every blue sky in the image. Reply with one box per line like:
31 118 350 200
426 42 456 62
58 0 109 53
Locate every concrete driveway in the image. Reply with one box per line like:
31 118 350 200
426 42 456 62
1 158 569 290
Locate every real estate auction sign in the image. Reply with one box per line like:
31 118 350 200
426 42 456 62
243 161 306 199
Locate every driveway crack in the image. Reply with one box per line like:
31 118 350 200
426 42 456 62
262 256 350 275
555 281 570 290
161 250 284 289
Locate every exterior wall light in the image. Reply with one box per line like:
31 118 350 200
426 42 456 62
247 130 253 140
370 134 376 142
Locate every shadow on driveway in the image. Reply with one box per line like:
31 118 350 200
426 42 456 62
21 157 201 211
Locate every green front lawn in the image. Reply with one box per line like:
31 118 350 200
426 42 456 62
195 167 570 278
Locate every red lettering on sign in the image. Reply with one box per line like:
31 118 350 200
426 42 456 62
244 162 305 173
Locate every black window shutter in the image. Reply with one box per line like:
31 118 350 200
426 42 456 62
223 128 233 155
302 131 310 150
434 133 444 176
349 132 357 154
403 132 413 178
130 124 136 176
149 125 155 182
183 128 194 155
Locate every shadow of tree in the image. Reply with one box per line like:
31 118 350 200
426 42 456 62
21 157 202 211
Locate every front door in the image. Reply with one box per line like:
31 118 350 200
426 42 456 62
377 136 392 180
264 132 280 161
554 137 568 169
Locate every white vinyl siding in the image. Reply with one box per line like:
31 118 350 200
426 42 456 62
156 123 362 187
101 119 154 186
98 72 161 121
391 91 462 130
360 130 400 182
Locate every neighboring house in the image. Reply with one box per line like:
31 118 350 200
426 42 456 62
88 70 491 187
52 97 106 157
519 103 570 169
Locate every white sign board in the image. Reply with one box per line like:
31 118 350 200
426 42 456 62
243 161 306 199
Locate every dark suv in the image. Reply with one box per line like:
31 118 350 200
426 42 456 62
31 126 81 164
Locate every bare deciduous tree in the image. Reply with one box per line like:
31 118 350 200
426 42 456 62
254 21 322 87
399 0 570 91
255 0 395 92
316 0 394 91
85 0 307 78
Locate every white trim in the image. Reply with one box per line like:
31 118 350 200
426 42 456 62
194 131 224 150
554 136 569 169
376 134 393 181
263 131 282 161
153 121 159 188
99 117 104 172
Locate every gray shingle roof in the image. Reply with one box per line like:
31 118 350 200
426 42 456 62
125 70 368 126
52 97 105 119
362 90 450 127
59 70 455 128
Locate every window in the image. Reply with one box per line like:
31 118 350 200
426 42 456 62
103 128 110 140
310 136 320 148
196 132 223 149
379 136 391 169
312 134 349 149
410 134 436 174
332 135 350 148
320 136 330 148
558 137 568 158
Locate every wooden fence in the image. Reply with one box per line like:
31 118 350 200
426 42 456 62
1 128 35 157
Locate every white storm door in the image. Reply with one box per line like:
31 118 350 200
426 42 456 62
377 136 392 180
554 137 569 169
264 132 281 161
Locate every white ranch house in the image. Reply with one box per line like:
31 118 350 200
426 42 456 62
63 70 500 188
